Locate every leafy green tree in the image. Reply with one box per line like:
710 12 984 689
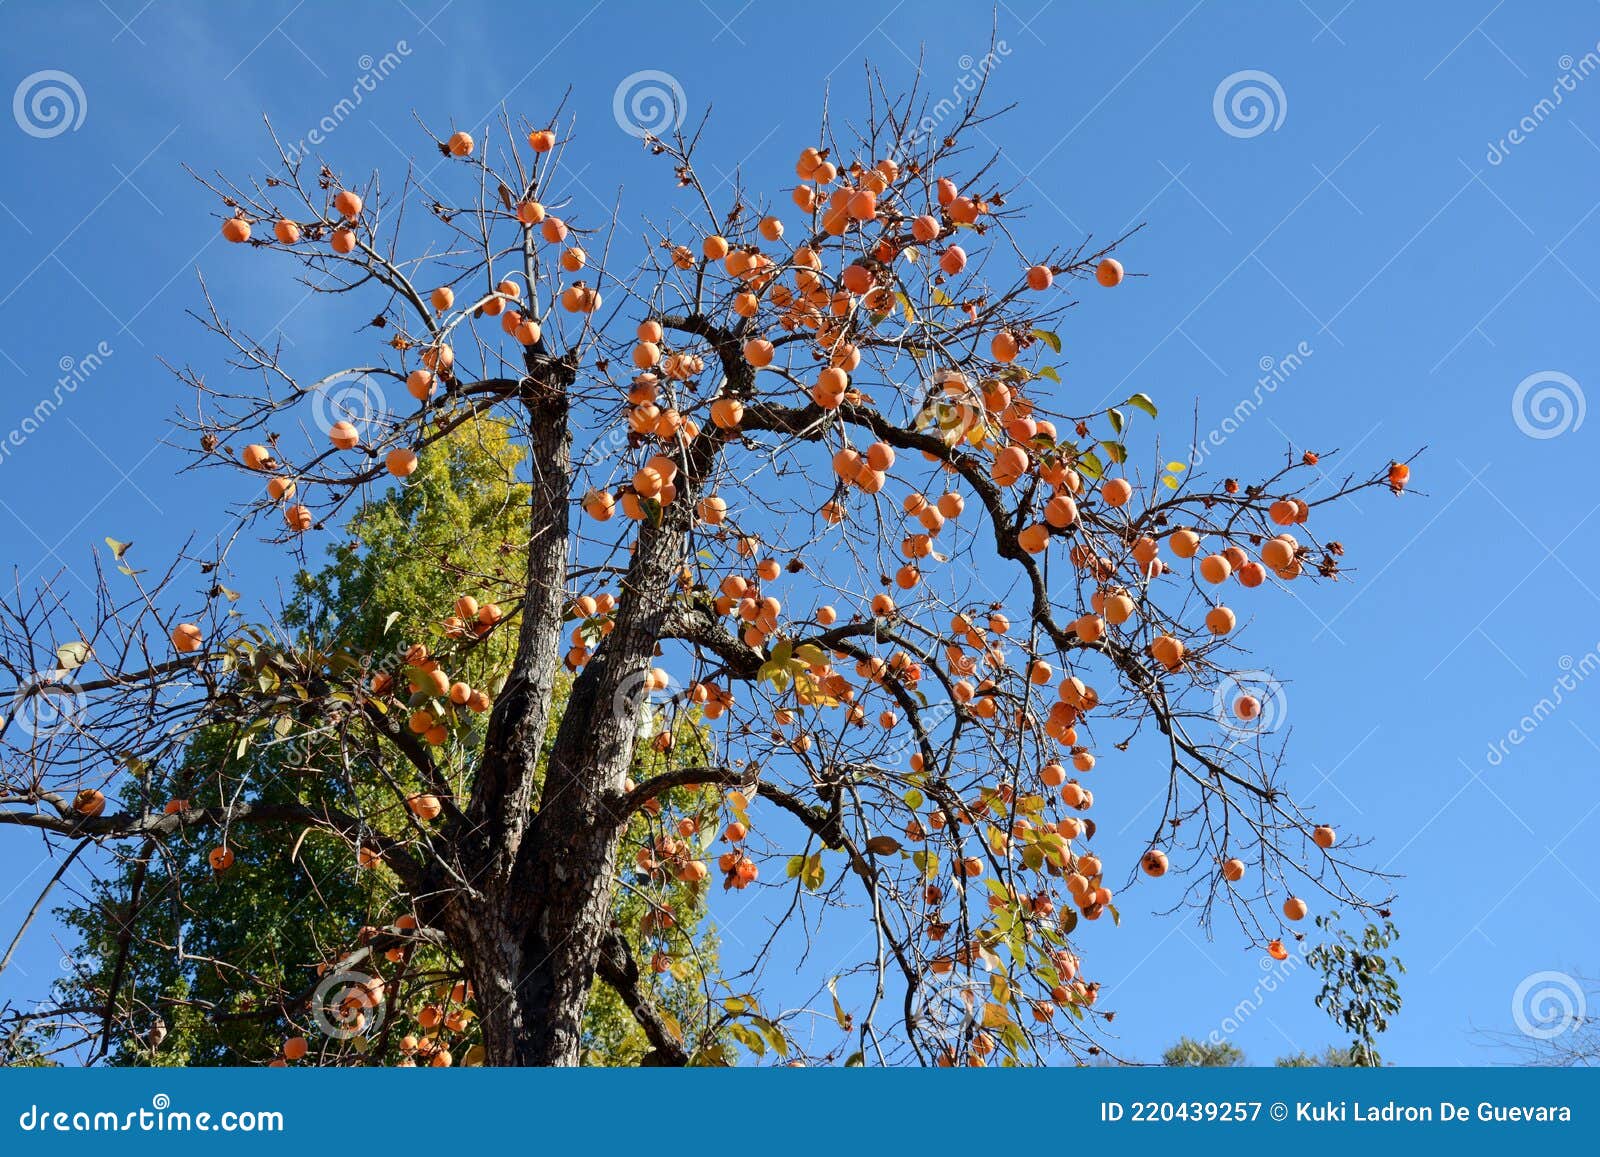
1305 912 1403 1067
1162 1036 1245 1067
1275 1046 1362 1067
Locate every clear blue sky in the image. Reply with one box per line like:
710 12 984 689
2 0 1597 1066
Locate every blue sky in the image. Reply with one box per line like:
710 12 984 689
1 0 1598 1066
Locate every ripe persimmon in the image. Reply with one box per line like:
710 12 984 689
73 789 105 817
408 794 443 820
386 448 418 477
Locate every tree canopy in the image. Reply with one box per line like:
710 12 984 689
0 74 1415 1066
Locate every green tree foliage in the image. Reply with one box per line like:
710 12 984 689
1275 1046 1362 1067
1305 912 1403 1067
49 422 718 1066
1162 1036 1245 1067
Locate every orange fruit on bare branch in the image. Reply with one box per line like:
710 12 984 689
171 622 204 653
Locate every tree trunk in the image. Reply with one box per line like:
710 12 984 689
451 353 714 1066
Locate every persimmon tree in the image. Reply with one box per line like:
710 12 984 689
0 80 1415 1067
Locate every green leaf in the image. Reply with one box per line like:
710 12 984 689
1099 440 1127 465
1032 328 1062 354
55 641 92 670
1037 365 1061 384
1125 392 1158 418
1107 408 1124 437
104 537 132 560
730 1022 766 1056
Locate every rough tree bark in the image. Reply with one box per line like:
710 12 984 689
438 341 721 1065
